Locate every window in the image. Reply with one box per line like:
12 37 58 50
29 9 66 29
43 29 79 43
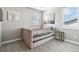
63 7 79 28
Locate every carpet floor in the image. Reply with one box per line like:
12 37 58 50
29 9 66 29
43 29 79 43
0 39 79 52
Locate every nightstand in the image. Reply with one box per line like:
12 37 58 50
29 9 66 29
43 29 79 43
54 31 64 41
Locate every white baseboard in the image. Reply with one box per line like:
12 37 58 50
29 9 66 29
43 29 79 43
1 38 79 47
1 38 22 45
65 39 79 46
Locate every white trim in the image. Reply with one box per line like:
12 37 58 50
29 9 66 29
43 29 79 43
0 22 2 47
1 38 22 45
65 39 79 46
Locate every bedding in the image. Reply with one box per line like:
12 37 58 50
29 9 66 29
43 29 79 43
33 29 53 38
22 28 55 48
33 34 54 43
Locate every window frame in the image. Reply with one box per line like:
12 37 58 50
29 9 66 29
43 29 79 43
62 7 79 29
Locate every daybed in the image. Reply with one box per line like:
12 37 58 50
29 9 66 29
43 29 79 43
21 28 55 49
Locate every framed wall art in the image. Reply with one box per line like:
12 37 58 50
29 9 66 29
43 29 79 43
7 11 20 21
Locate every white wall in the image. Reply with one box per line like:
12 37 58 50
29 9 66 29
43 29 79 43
0 22 1 47
1 7 43 42
56 7 79 43
58 28 79 43
54 8 63 28
43 7 79 43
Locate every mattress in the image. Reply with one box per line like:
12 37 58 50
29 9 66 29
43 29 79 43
33 33 54 43
32 29 53 38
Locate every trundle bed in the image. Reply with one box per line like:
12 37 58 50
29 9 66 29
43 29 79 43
22 28 55 49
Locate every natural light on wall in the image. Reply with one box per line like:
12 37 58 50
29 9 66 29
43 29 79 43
63 7 79 29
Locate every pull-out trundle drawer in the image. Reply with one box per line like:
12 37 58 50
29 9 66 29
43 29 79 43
33 36 54 48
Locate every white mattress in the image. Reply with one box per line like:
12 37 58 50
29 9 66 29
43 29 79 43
33 33 54 41
32 29 52 34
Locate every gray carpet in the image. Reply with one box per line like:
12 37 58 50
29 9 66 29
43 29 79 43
0 39 79 52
